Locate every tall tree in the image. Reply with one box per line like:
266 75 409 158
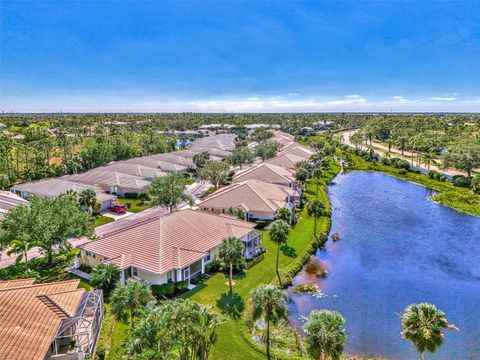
198 160 230 190
250 285 288 360
218 236 245 293
269 220 290 287
111 278 154 328
303 310 347 360
255 140 280 161
1 195 92 264
443 140 480 176
227 146 254 169
193 151 210 170
275 208 292 225
148 173 193 213
401 302 458 360
307 200 326 240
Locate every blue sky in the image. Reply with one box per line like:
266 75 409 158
1 1 479 112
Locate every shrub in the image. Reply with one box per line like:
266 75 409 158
123 192 139 199
391 158 410 170
428 170 441 179
293 283 318 294
398 168 408 175
174 280 189 292
452 175 472 188
152 283 175 298
205 260 222 273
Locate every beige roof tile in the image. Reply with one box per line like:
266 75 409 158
233 163 295 187
199 180 296 213
82 209 255 274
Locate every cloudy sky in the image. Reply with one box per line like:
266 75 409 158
1 1 479 112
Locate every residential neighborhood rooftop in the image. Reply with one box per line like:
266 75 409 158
81 209 256 274
233 163 296 187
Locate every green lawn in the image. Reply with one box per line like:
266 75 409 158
115 197 149 213
94 215 115 227
103 158 340 359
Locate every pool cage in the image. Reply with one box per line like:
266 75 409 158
49 289 104 359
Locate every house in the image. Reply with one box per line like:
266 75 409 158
124 156 189 173
0 190 29 220
11 178 116 211
146 153 195 171
79 210 262 285
271 131 296 146
190 133 236 152
65 170 151 196
105 162 168 180
0 278 103 360
265 152 307 171
173 149 222 162
198 179 298 221
277 142 315 160
233 163 299 190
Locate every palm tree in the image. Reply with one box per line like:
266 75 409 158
7 239 36 273
218 237 245 293
269 220 290 287
110 278 154 328
420 151 436 170
307 200 326 240
303 310 347 360
401 302 458 360
79 188 97 215
90 263 121 297
250 285 288 360
275 208 292 225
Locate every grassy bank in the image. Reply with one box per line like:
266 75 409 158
341 150 480 216
103 159 340 360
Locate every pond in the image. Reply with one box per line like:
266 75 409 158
288 172 480 359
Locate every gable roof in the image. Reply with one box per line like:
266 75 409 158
124 157 189 172
265 153 306 170
105 163 168 179
199 180 296 213
0 279 83 360
66 170 150 190
81 209 255 274
11 178 115 203
233 163 295 187
0 191 29 219
277 143 315 159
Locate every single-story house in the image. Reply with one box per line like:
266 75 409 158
105 162 168 180
11 178 116 211
65 170 151 196
198 179 298 221
146 153 195 171
265 153 307 171
233 163 299 190
277 142 315 160
124 156 189 173
190 133 236 152
173 149 223 162
79 209 262 285
0 190 29 220
0 278 103 360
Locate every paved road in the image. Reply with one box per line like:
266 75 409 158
0 181 212 269
340 130 467 176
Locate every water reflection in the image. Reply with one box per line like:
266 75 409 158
288 172 480 360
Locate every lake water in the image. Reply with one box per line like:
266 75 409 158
288 172 480 359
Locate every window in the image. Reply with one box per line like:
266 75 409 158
204 250 211 262
86 251 96 259
167 271 173 283
132 267 138 277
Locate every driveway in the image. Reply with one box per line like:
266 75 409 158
102 211 135 221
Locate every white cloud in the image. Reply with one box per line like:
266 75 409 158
287 93 299 96
428 97 457 101
345 94 361 99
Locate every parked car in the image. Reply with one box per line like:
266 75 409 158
108 204 128 213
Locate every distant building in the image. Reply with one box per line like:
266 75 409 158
0 278 103 360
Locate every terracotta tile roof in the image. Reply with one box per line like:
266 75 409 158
0 278 36 289
0 279 84 360
265 153 306 170
81 209 255 273
233 163 296 187
199 180 296 213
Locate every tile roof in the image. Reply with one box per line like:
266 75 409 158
11 178 115 203
233 163 296 187
0 191 29 219
0 279 83 360
199 179 296 213
124 157 189 172
265 153 307 170
81 209 255 274
277 143 315 159
66 170 150 190
103 163 168 179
